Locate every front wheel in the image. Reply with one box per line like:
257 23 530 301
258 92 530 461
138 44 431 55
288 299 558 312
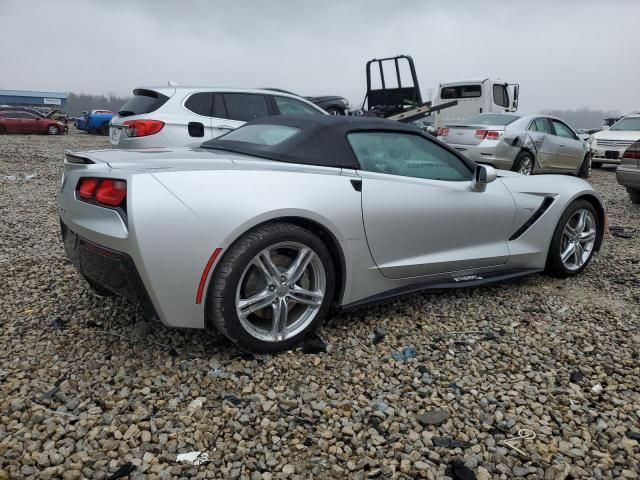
546 200 599 277
47 124 60 135
628 189 640 204
208 223 335 352
592 161 602 169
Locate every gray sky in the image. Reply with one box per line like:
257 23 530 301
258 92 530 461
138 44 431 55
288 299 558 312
0 0 638 113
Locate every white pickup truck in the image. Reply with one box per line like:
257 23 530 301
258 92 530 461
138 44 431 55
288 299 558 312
432 79 519 130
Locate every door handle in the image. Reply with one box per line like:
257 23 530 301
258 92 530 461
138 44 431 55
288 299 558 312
559 144 566 147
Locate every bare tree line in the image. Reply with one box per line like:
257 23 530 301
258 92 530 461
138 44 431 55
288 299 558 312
66 92 130 117
540 108 622 129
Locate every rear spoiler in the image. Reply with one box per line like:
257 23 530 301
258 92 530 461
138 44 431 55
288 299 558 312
65 150 94 165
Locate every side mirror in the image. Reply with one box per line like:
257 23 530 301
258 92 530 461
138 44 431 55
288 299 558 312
512 85 519 111
601 125 610 131
470 164 497 192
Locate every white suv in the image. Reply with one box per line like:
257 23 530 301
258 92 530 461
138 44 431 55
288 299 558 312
109 87 327 149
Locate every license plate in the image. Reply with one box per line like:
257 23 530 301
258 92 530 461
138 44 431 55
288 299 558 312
110 127 121 144
605 150 619 159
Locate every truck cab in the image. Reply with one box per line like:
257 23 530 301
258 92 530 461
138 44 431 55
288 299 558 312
433 79 519 129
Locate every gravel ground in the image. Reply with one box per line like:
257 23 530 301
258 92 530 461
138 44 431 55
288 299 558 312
1 130 639 480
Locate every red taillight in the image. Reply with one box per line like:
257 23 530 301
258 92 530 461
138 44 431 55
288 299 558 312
123 119 164 137
96 180 127 206
438 127 449 136
77 178 126 207
623 143 640 159
78 178 99 198
475 130 502 140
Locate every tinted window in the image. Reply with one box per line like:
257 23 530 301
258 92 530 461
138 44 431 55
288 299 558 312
529 118 553 134
274 96 319 115
551 120 577 139
610 117 640 131
348 131 471 181
462 113 519 125
441 85 482 99
118 89 170 117
223 94 269 122
492 84 509 107
184 92 214 117
220 124 300 145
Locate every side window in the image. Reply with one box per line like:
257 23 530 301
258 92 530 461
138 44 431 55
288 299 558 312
184 92 214 117
274 96 319 115
492 84 509 108
551 119 577 139
529 118 553 134
222 94 269 122
348 131 472 181
440 85 482 99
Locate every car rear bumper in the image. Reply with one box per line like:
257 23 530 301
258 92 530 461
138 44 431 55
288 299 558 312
61 220 159 320
446 143 514 170
616 166 640 190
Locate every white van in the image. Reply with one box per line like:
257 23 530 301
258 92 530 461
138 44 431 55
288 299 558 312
433 79 519 129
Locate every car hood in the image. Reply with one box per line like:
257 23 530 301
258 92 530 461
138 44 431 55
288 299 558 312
593 130 640 141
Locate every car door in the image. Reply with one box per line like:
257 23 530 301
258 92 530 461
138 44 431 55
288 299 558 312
527 117 559 170
182 91 216 146
550 118 584 170
215 93 271 138
350 131 516 279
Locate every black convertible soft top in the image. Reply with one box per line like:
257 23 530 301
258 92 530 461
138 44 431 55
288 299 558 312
200 115 429 170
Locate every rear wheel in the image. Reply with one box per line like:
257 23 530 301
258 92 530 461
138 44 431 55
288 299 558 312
546 200 599 277
208 223 335 352
513 151 534 175
0 125 5 135
47 124 59 135
628 189 640 204
578 152 592 178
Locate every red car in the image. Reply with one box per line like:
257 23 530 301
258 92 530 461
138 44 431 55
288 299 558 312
0 110 66 135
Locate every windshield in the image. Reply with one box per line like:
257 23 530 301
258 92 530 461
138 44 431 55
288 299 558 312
214 124 300 146
610 117 640 131
459 113 520 126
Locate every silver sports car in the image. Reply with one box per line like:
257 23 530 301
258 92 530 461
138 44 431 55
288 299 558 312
440 113 591 177
58 115 605 352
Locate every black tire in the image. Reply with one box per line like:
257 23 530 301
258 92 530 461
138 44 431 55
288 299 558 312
545 200 599 278
100 122 110 136
592 161 602 168
326 107 345 116
47 124 59 135
578 152 592 178
0 125 5 135
629 189 640 204
208 223 336 352
512 151 535 175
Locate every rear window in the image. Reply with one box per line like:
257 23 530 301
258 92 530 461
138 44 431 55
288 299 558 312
461 114 519 126
118 89 170 117
219 124 300 146
441 85 482 99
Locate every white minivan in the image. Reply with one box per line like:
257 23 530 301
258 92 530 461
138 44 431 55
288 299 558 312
432 79 519 130
109 87 327 149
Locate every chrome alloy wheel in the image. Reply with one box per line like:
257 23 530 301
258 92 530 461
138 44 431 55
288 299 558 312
235 242 326 342
518 156 533 175
560 209 597 271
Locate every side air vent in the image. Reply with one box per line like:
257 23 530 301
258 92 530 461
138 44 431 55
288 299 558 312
509 196 555 241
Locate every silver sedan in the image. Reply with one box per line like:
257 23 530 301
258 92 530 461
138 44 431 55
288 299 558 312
441 113 592 177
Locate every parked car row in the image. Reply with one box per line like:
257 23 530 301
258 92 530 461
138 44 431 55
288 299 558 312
0 107 67 135
74 110 115 135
